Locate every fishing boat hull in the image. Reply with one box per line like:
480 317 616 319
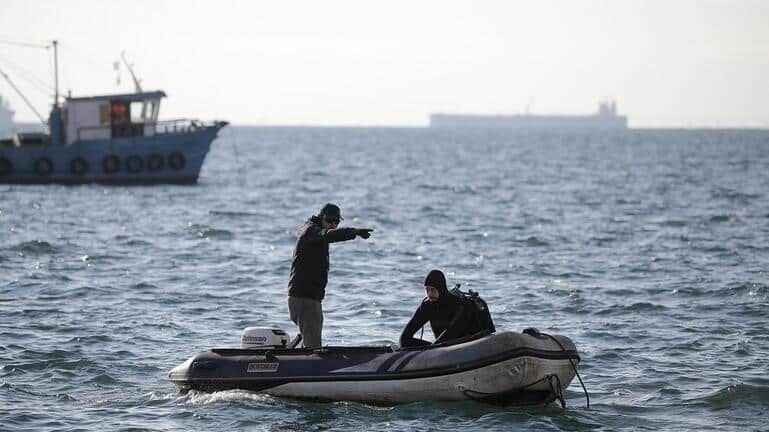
0 124 225 184
169 331 580 404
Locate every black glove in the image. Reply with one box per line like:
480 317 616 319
356 228 373 239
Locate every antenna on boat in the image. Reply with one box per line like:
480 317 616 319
120 51 150 118
120 51 143 93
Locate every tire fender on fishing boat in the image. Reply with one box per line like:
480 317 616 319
69 157 89 176
146 153 164 171
33 157 53 176
126 155 144 173
0 157 12 176
102 154 120 173
168 152 185 170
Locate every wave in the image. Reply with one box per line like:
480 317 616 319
66 334 112 344
710 282 768 300
1 357 94 374
656 219 687 227
122 239 154 247
84 373 122 385
695 383 769 408
15 308 62 318
623 302 668 312
594 302 668 315
702 245 731 253
669 282 768 300
711 188 762 203
210 210 260 218
709 214 734 223
179 389 277 405
36 286 93 301
0 382 77 401
590 236 617 245
132 281 159 290
524 236 549 247
188 224 235 240
8 240 58 255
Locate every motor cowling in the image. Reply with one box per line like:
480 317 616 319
240 327 290 349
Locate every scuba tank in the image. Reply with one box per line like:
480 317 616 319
450 284 496 333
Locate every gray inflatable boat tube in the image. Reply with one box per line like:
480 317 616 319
169 330 580 404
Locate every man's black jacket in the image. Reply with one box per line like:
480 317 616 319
288 216 357 302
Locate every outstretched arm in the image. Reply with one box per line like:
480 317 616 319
303 225 357 245
304 226 374 245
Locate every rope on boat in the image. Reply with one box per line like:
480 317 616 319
542 332 590 410
461 373 566 407
460 331 590 409
547 373 566 408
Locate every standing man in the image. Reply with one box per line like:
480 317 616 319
288 203 373 348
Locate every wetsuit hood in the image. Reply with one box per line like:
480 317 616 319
424 269 451 299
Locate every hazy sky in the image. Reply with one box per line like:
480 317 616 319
1 0 768 127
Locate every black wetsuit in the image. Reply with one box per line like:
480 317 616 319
288 215 357 302
400 285 488 348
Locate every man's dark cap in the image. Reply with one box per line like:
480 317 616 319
319 203 343 221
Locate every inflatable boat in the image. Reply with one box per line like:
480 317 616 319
169 327 582 405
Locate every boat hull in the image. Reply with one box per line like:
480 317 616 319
0 125 224 185
169 331 580 404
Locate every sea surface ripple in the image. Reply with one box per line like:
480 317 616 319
1 127 768 431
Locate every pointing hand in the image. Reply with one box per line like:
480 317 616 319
356 228 374 239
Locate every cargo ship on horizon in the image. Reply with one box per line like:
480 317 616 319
430 101 627 130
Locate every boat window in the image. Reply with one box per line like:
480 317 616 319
111 101 130 124
145 100 157 122
130 101 145 123
99 104 110 124
111 100 143 138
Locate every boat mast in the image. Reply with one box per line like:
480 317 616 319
52 40 59 107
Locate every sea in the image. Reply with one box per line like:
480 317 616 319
1 127 768 431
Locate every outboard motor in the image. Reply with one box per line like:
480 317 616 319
240 327 290 349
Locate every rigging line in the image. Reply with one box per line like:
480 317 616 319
0 61 52 97
0 66 51 98
0 54 52 88
0 39 50 49
0 55 54 92
0 67 47 124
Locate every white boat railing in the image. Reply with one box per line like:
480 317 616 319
75 119 221 142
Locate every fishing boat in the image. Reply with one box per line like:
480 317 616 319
0 41 227 184
168 327 583 405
